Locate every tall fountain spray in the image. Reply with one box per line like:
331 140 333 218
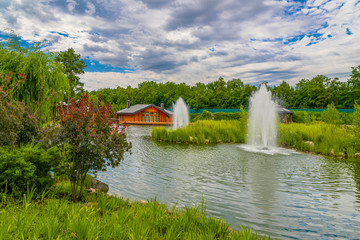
247 85 277 148
173 97 190 129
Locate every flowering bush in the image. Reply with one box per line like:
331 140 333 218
58 93 131 200
0 72 39 147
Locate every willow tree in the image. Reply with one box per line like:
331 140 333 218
0 32 70 121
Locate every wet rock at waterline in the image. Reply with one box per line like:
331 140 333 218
91 177 109 193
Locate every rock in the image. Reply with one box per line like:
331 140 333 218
138 200 148 205
189 136 193 142
205 139 210 144
281 142 287 147
355 153 360 158
304 141 314 148
91 177 109 193
218 140 222 143
330 149 335 155
87 188 96 193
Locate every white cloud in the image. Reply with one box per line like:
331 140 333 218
85 1 96 15
0 0 359 90
66 0 78 12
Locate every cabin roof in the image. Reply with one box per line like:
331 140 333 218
276 105 293 114
116 104 173 116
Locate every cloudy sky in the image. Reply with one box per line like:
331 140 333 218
0 0 359 91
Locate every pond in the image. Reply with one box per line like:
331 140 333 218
97 125 360 239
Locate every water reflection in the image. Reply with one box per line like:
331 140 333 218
98 126 360 240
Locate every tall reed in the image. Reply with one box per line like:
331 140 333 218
279 123 359 157
152 120 247 144
0 193 269 239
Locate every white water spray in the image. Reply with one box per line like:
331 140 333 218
173 97 189 129
247 85 277 148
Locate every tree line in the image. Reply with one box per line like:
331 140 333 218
89 66 360 112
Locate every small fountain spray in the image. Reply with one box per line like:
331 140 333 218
173 97 189 129
247 84 277 148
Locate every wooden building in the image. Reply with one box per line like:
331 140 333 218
276 105 293 124
116 100 173 125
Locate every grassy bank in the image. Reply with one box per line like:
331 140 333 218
152 120 247 144
0 187 269 239
279 123 360 158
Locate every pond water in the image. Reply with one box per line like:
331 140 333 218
97 126 360 239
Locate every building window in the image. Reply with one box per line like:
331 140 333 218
150 112 153 122
146 112 149 122
154 112 157 122
142 112 145 122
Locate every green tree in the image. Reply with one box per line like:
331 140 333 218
272 81 294 107
57 94 131 201
56 48 87 97
348 65 360 104
0 32 70 121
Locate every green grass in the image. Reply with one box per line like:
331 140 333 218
152 120 247 144
0 186 269 240
279 122 360 158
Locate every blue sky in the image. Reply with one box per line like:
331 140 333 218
0 0 359 91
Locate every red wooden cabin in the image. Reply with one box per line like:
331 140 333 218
115 100 173 125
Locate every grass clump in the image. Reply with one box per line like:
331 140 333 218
0 190 269 240
152 120 247 144
279 122 360 158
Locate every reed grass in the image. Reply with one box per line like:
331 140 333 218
279 123 360 158
0 188 269 240
152 120 247 144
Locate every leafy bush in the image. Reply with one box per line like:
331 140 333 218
353 102 360 128
192 110 214 121
321 103 341 124
0 72 40 147
191 109 248 122
292 111 322 123
0 144 59 197
57 94 131 201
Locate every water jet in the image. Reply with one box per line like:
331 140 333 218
173 97 189 129
247 84 277 148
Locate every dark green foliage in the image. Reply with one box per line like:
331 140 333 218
191 109 248 122
0 102 39 147
0 72 40 147
0 144 58 197
90 65 360 112
192 110 214 121
56 48 86 97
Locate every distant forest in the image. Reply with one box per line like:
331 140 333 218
89 65 360 111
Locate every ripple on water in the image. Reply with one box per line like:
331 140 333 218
97 126 360 240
